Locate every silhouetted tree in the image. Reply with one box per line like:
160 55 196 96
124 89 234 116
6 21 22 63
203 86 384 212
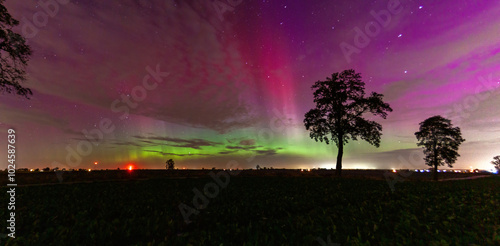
415 115 465 181
0 1 32 98
304 69 392 176
166 159 175 170
256 164 260 170
492 156 500 172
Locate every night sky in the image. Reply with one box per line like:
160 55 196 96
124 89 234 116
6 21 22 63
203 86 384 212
1 0 499 171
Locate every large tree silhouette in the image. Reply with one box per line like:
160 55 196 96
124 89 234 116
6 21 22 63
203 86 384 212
415 115 465 181
304 69 392 176
0 0 32 98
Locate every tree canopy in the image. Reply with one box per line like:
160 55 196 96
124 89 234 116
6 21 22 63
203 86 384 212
304 69 392 176
166 159 175 170
415 115 465 181
0 0 32 98
492 156 500 172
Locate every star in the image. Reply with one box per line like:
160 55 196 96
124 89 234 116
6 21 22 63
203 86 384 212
398 34 402 38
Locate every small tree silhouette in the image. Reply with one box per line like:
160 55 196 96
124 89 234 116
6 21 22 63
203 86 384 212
492 156 500 172
166 159 175 170
415 115 465 181
304 69 392 176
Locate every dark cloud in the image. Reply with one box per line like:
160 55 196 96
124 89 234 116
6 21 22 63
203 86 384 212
239 139 256 146
255 149 279 155
108 141 149 147
218 150 238 155
144 150 213 157
225 145 258 151
134 135 221 149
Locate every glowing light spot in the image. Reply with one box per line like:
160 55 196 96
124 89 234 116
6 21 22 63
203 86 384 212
88 169 91 172
128 165 133 171
392 169 397 173
94 162 98 165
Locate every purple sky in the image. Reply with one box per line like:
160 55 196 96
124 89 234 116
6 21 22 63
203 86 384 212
1 0 499 171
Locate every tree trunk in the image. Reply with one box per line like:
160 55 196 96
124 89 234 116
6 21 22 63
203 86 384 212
433 162 438 181
336 143 343 177
433 140 438 181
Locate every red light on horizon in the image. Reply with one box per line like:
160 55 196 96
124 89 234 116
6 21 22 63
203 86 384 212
128 165 133 171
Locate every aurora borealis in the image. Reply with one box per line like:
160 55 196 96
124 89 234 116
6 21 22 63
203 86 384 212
1 0 499 170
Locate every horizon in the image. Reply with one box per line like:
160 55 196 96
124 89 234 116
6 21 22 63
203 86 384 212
1 0 499 171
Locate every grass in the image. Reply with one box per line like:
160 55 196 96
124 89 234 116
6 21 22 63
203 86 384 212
1 174 499 245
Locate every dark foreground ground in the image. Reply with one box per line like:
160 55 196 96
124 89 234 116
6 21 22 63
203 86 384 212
0 170 498 245
0 169 491 186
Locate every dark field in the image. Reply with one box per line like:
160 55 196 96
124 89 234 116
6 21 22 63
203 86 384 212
0 169 490 186
1 171 499 245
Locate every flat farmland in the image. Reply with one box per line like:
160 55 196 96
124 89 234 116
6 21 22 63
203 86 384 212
0 171 498 245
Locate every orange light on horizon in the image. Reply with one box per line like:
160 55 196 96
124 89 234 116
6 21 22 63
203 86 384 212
128 165 133 171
